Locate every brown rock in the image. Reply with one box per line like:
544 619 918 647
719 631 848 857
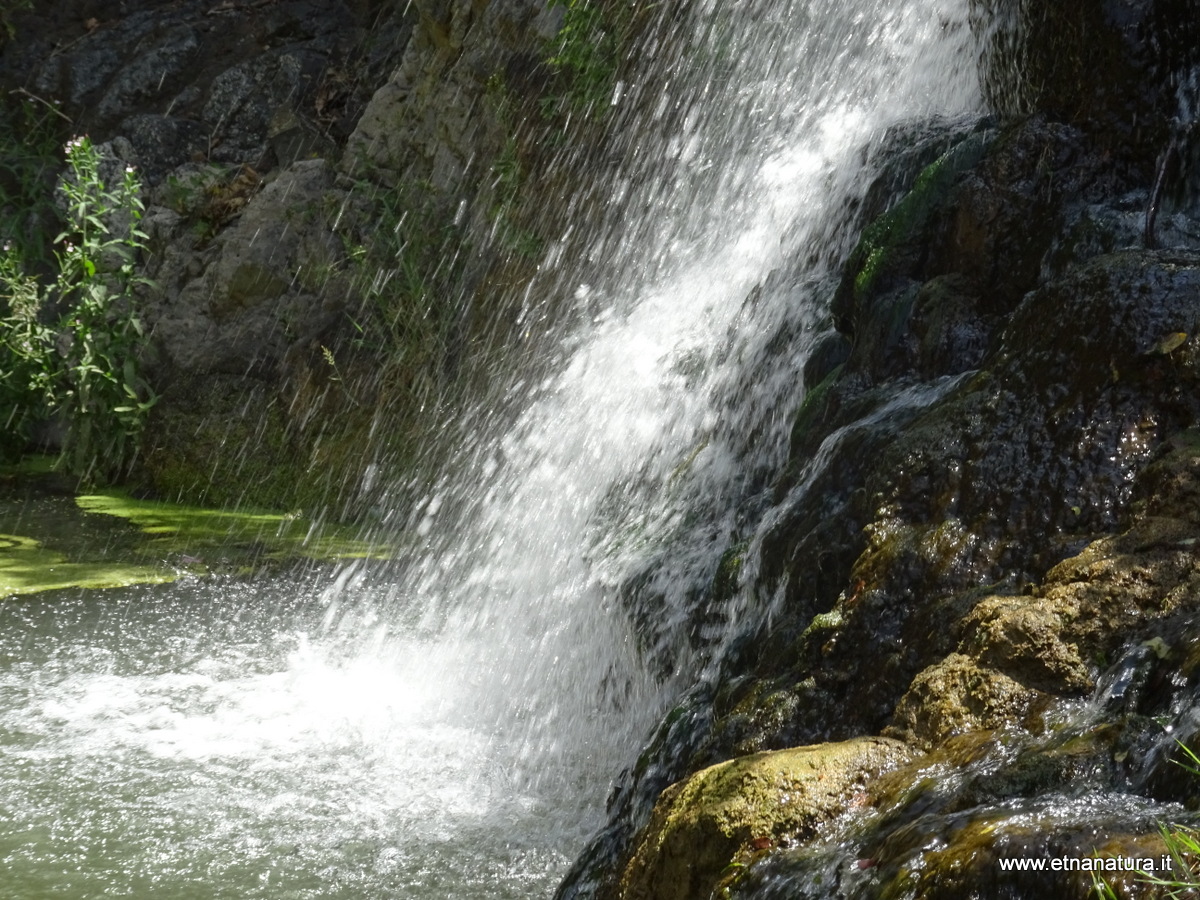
889 653 1049 750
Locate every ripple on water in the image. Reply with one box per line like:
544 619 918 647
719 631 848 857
0 579 579 899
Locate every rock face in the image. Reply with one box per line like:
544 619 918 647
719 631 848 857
0 0 575 508
970 0 1199 164
561 2 1200 899
0 0 686 508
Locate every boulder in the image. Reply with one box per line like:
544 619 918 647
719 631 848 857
617 737 914 900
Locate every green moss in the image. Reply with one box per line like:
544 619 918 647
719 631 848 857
801 608 844 640
789 363 843 449
0 533 173 596
845 131 991 307
620 738 914 900
712 542 747 605
75 490 388 562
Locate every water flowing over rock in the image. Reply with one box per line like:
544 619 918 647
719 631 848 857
561 2 1200 897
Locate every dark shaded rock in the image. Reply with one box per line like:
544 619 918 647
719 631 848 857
800 330 850 390
4 0 378 171
970 0 1200 169
203 46 331 166
94 22 201 124
119 115 208 185
908 273 990 376
832 118 1128 384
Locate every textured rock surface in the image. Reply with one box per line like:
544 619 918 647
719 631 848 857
562 2 1200 896
618 738 913 900
0 0 574 508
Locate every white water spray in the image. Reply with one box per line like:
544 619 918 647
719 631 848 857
348 0 985 810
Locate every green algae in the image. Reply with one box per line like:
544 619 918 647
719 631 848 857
75 491 389 563
839 130 991 314
0 533 174 596
0 482 389 599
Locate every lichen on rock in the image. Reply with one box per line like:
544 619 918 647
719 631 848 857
617 737 913 900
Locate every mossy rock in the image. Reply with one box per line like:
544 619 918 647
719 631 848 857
617 737 913 900
832 130 992 332
960 595 1094 694
871 811 1172 900
888 654 1050 750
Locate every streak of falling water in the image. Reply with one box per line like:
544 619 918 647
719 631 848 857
332 0 984 861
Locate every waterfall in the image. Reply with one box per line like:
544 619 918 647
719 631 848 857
329 0 984 874
0 2 985 896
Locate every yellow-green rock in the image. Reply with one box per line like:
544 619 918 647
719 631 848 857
618 736 914 900
889 653 1049 750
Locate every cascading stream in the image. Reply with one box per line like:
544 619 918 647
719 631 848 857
0 1 981 896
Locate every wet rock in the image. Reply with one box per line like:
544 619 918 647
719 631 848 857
724 723 1173 899
800 330 850 391
831 118 1126 386
651 250 1200 836
574 5 1200 896
960 596 1093 694
866 809 1170 900
889 654 1051 750
616 737 913 900
908 273 990 377
970 0 1200 168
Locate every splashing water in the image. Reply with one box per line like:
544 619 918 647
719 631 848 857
0 1 982 896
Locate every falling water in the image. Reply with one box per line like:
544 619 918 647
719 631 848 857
0 1 982 896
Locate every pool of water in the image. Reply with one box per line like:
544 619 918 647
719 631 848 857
0 577 595 899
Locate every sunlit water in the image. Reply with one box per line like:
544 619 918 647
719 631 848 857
0 1 984 896
0 579 576 897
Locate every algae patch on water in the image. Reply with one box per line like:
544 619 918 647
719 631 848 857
75 491 390 564
0 533 175 596
0 480 388 598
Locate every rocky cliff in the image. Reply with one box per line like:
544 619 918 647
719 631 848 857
1 0 585 510
558 2 1200 898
